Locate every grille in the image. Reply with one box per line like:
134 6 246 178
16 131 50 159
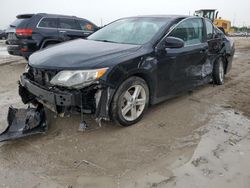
29 68 58 87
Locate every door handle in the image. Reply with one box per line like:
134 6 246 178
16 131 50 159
59 30 67 33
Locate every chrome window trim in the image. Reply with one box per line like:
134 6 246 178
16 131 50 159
36 17 58 30
36 17 93 33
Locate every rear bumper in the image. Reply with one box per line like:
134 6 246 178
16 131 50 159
7 45 22 56
7 44 35 58
6 39 38 58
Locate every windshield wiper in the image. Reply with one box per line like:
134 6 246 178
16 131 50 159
93 39 118 43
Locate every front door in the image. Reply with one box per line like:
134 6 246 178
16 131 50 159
157 18 208 98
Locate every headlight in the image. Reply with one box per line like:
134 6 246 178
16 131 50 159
50 68 108 89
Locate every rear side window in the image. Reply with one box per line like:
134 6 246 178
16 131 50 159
78 20 95 32
169 18 204 46
38 18 58 28
58 18 80 30
205 19 214 40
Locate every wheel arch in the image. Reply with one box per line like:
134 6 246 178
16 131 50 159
130 72 154 104
109 70 155 112
108 74 151 125
40 39 61 49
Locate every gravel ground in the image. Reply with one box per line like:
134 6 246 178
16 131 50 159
0 38 249 188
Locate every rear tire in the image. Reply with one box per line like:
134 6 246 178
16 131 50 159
111 76 149 126
213 57 225 85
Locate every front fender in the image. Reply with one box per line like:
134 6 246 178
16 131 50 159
101 55 158 105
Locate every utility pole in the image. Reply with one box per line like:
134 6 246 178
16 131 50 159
100 18 103 27
233 13 236 27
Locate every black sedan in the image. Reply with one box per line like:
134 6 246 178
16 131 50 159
0 15 235 141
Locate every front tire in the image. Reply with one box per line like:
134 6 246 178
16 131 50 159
213 57 225 85
111 76 149 126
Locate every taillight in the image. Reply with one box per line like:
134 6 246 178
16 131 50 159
16 29 33 36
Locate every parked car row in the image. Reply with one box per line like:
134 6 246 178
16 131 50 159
229 32 250 37
5 13 98 59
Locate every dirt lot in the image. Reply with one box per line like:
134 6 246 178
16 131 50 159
0 38 249 188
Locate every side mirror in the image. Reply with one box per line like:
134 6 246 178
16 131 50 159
165 37 184 48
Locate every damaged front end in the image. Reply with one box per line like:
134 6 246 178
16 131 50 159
0 68 114 142
0 105 47 142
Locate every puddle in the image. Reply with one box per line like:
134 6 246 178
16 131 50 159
121 109 250 188
164 109 250 188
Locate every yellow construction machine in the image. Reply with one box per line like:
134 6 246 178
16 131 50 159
194 9 234 34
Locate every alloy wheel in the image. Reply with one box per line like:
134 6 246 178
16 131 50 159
121 85 146 121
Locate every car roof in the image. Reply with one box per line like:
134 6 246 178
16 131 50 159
37 13 80 19
195 9 216 11
123 15 190 19
17 13 84 20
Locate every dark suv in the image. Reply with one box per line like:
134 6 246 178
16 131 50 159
6 13 98 59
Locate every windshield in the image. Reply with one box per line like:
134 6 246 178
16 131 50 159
88 18 169 45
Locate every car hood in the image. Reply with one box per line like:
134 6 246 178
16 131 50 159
29 39 141 70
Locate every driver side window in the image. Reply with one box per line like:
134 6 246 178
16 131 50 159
168 18 204 46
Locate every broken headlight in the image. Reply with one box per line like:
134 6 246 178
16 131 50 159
50 68 108 89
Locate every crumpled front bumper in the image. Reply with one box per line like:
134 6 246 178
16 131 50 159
19 74 82 113
19 74 115 120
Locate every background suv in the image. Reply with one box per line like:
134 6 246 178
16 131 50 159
0 30 7 39
6 13 98 59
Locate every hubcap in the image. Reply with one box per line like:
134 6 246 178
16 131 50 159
219 61 224 82
121 85 146 121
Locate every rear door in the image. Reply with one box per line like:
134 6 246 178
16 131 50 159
36 17 59 47
58 18 83 40
157 18 208 98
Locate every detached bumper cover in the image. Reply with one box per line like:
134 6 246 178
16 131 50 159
0 106 47 142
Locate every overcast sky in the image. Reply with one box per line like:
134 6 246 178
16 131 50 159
0 0 249 29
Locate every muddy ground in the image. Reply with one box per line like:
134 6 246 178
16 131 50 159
0 38 249 188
